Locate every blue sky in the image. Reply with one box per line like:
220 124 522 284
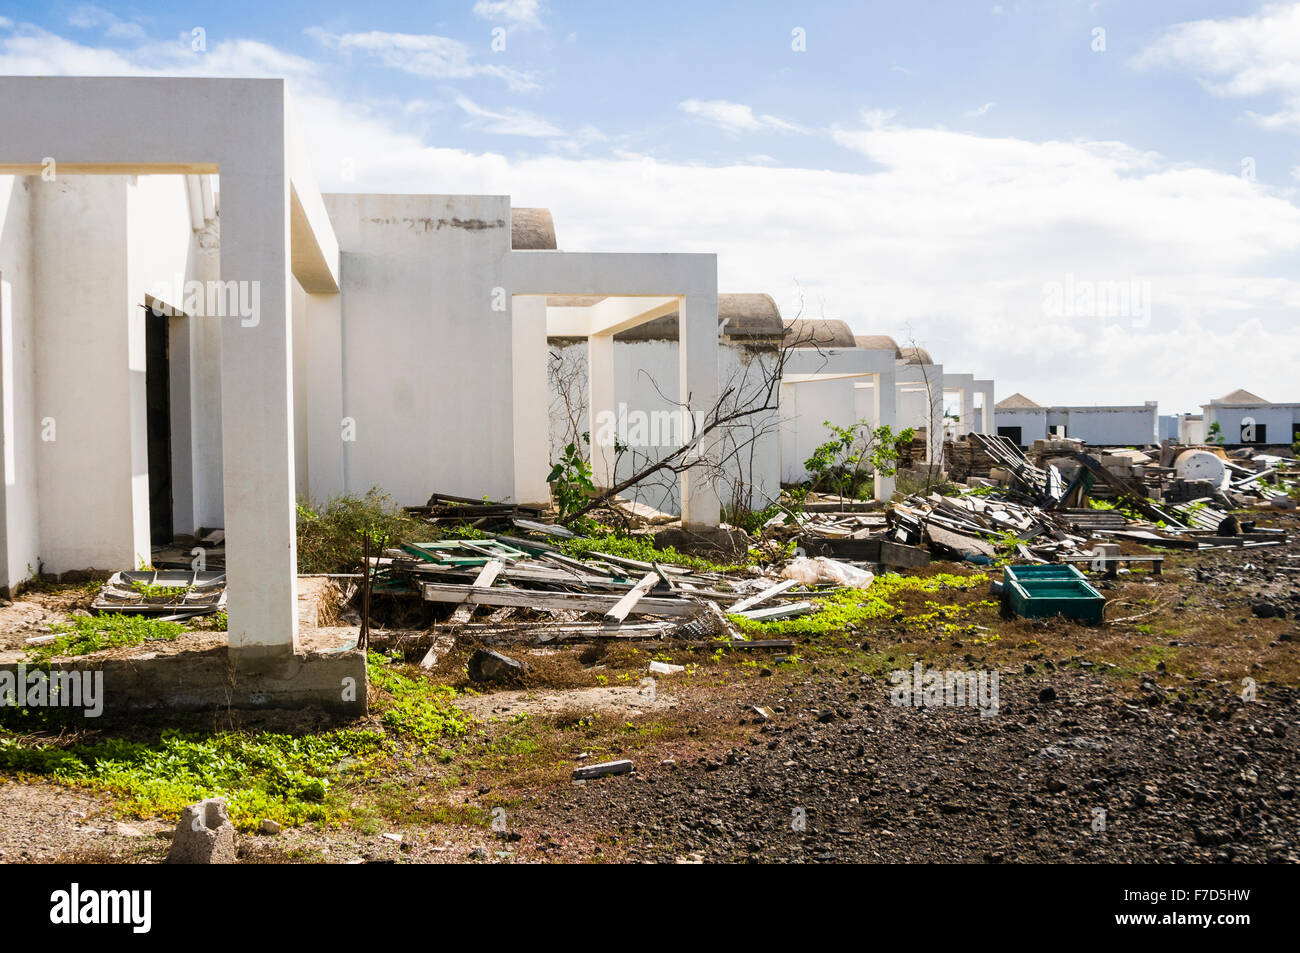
2 0 1298 412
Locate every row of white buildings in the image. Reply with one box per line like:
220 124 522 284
992 390 1300 450
2 76 1288 663
0 77 1000 662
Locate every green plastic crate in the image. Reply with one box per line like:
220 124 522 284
1004 571 1106 625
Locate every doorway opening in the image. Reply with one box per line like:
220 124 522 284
145 304 173 545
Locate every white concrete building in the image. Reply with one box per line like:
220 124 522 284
1201 389 1300 447
547 292 784 516
777 322 898 500
895 346 945 464
0 76 728 667
994 393 1159 447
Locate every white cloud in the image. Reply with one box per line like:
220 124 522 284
964 101 996 118
455 95 563 137
67 5 147 41
0 23 315 78
473 0 544 31
1136 2 1300 130
306 27 538 92
678 99 807 136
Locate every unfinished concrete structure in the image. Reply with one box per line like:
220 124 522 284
994 393 1159 448
0 77 730 707
895 347 945 464
778 321 898 500
547 291 783 517
0 77 339 672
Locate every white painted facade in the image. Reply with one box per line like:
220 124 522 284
995 402 1159 447
1202 397 1300 447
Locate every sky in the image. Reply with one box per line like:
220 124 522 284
1 0 1298 414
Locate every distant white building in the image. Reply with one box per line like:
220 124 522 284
1201 389 1300 447
994 394 1159 447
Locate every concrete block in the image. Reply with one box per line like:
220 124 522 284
167 798 236 864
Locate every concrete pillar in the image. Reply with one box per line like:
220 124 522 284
512 296 552 505
305 291 344 501
219 149 298 665
928 372 944 465
588 331 616 489
679 291 720 528
973 380 995 434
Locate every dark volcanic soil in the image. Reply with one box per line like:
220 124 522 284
519 668 1298 863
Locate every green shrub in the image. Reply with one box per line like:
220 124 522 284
296 489 441 575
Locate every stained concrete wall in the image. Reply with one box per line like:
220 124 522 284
313 193 517 506
548 336 780 515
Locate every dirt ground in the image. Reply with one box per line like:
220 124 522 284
2 510 1297 864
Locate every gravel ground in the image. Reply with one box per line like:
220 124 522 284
511 668 1298 863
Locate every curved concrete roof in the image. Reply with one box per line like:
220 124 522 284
855 334 902 357
613 293 784 342
784 318 857 349
900 346 934 365
511 207 556 250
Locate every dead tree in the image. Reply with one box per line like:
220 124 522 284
556 307 837 525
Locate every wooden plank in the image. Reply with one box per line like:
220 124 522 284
449 559 504 623
420 582 700 617
733 601 815 621
727 578 798 613
603 571 661 625
420 559 503 668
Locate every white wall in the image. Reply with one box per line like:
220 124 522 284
1058 406 1158 446
34 176 142 572
995 409 1047 445
780 376 856 484
316 193 517 506
0 176 39 591
1205 404 1298 445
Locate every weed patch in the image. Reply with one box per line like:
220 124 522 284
25 614 186 663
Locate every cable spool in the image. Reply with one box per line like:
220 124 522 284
1174 449 1229 489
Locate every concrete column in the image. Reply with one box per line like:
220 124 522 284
219 144 299 664
305 291 344 502
188 219 224 530
873 371 897 502
588 331 616 489
928 372 944 465
679 291 720 528
512 296 552 505
975 380 995 433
